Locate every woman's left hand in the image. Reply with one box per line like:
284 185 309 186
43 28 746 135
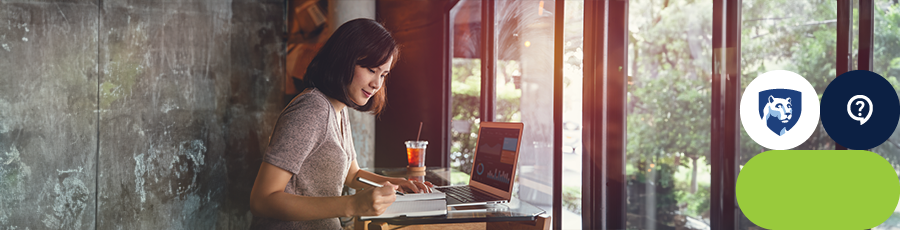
387 177 434 193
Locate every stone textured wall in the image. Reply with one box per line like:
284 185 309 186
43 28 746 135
0 0 285 229
332 0 376 170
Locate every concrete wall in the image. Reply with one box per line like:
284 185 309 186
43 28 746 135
0 0 285 229
332 0 376 170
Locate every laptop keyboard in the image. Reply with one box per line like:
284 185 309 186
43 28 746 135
436 186 502 203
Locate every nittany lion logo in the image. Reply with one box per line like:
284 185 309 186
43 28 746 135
759 89 802 136
764 96 792 123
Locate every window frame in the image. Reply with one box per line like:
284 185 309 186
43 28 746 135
471 0 566 228
710 0 741 228
444 0 870 228
552 1 564 229
837 0 853 150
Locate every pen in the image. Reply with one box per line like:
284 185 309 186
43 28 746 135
356 177 405 196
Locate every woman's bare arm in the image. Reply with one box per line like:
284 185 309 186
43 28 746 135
345 159 433 193
250 162 396 221
345 159 383 190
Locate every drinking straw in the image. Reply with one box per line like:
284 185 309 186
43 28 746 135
416 122 423 142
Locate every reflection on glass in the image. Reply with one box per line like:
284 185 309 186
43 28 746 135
493 0 556 216
450 0 482 185
740 0 836 229
872 1 900 229
562 1 584 229
626 0 712 229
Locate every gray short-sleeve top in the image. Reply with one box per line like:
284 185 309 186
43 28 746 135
249 88 356 230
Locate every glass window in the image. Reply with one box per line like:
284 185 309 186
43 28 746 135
872 1 900 229
450 0 482 185
562 1 584 229
493 0 556 213
626 0 713 229
739 0 837 228
449 0 559 217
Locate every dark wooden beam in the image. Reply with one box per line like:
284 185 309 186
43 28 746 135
859 0 874 71
711 0 740 228
581 1 606 229
836 0 852 150
582 0 628 229
552 0 564 229
606 0 629 228
480 0 495 122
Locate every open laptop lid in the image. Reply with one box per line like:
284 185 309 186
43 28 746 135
467 122 524 201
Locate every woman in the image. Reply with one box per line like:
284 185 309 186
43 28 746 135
249 18 432 229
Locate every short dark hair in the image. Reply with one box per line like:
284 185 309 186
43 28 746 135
303 18 398 115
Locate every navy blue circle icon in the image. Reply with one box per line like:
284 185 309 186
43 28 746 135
821 70 900 150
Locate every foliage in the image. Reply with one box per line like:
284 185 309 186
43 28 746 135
628 76 711 165
740 1 900 229
563 185 582 215
627 0 713 168
870 2 900 175
449 58 523 175
626 163 680 229
739 0 839 163
624 0 900 227
450 0 900 228
450 59 481 175
626 0 713 226
678 184 710 217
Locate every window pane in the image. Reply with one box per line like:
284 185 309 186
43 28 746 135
494 0 556 215
562 1 584 229
739 0 836 228
450 0 482 185
626 0 712 229
872 1 900 229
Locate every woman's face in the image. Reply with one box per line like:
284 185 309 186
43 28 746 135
348 55 392 106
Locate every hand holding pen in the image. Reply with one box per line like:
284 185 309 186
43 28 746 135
357 177 405 196
350 177 398 216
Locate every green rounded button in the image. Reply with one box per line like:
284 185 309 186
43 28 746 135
737 150 900 229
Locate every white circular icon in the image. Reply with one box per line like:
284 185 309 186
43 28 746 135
740 70 820 150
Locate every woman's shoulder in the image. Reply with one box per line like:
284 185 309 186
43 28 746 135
291 88 330 106
283 88 332 116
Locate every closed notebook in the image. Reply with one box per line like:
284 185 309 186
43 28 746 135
359 192 447 220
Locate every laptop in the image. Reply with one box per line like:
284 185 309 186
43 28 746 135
435 122 524 207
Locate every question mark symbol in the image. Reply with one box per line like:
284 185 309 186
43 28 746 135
856 101 865 116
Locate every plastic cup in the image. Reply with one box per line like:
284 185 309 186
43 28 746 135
405 140 428 171
407 170 426 183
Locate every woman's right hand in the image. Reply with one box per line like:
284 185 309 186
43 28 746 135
350 182 398 216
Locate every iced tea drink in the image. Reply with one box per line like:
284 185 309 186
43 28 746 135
405 141 428 171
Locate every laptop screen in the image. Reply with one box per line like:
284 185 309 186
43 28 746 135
471 127 521 192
